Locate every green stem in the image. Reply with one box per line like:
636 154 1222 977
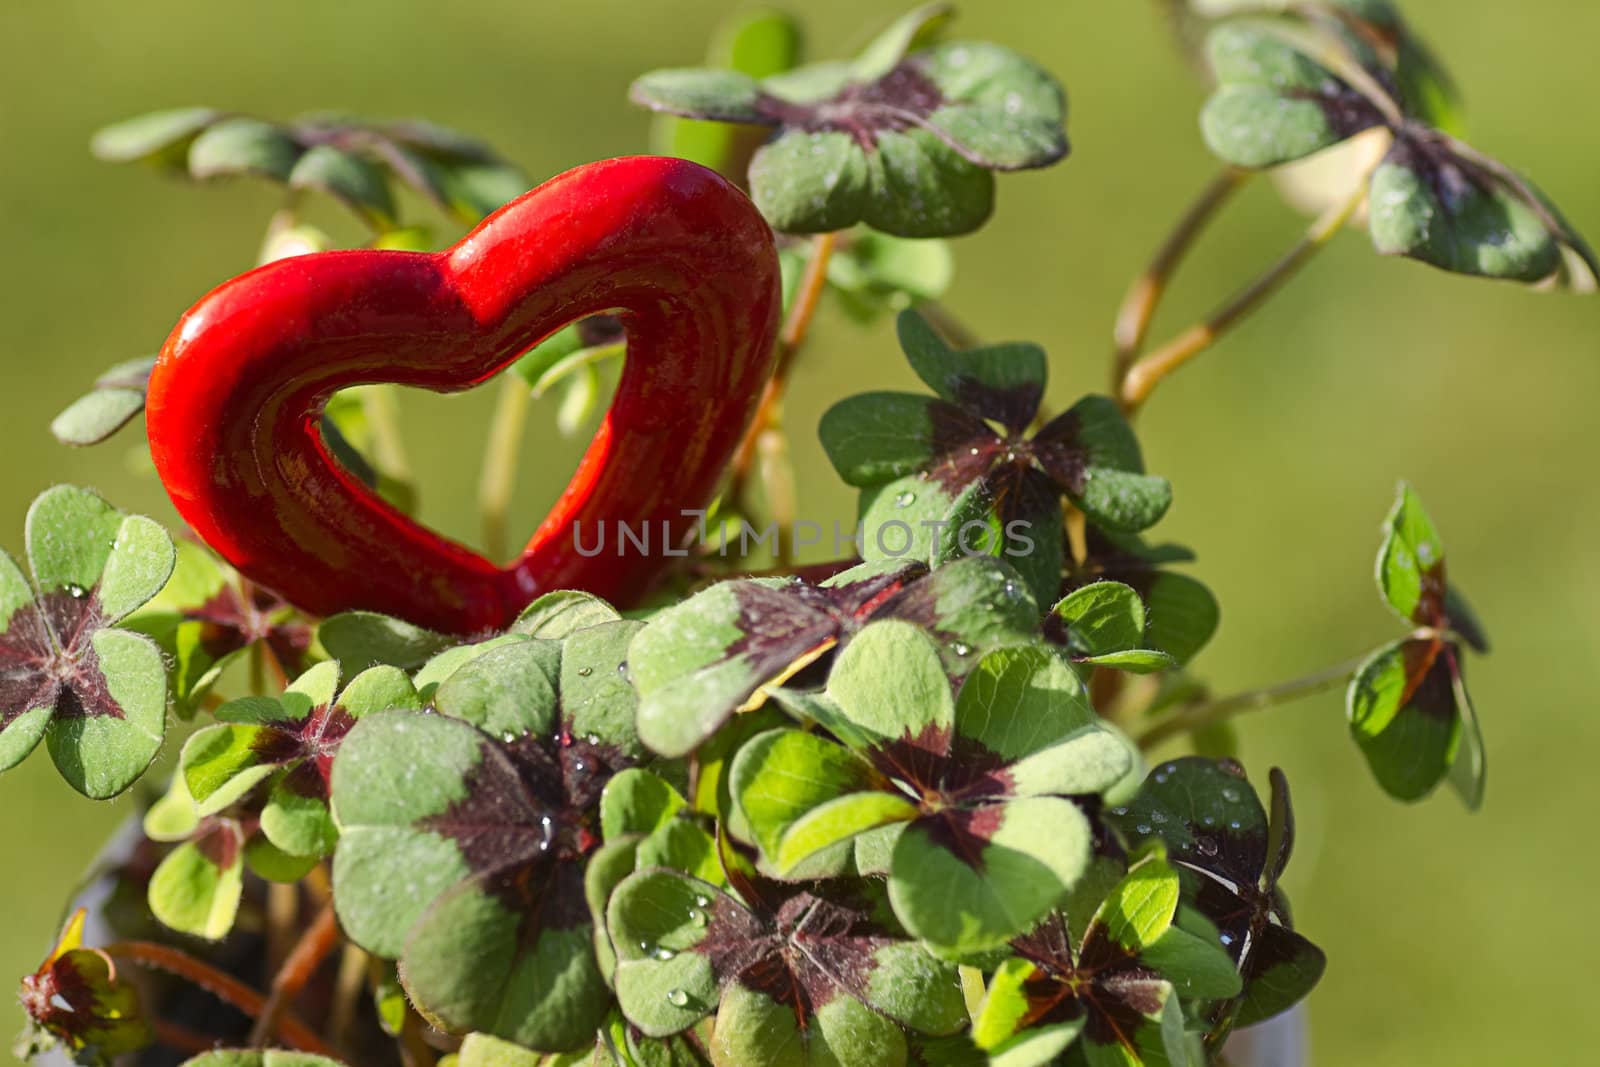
1112 168 1251 390
1119 179 1369 415
1135 652 1369 751
360 385 413 486
478 375 532 562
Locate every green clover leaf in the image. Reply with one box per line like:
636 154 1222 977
124 538 315 718
630 6 1068 236
1198 19 1596 287
1347 483 1487 808
972 847 1237 1066
730 622 1130 955
92 109 530 228
821 311 1172 607
1106 758 1324 1028
0 486 174 798
181 660 420 858
629 556 1039 758
608 867 965 1061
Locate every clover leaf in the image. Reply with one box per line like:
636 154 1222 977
1198 19 1597 287
630 4 1068 236
607 867 966 1064
1049 581 1177 674
0 486 174 798
629 555 1039 758
971 847 1239 1067
331 629 644 1051
730 621 1131 955
1346 483 1487 808
92 109 530 227
820 310 1172 607
17 909 152 1066
1058 526 1220 667
1106 757 1325 1028
125 539 315 717
50 356 156 447
181 659 419 858
177 1054 346 1067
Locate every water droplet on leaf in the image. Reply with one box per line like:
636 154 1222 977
666 988 690 1007
894 491 916 508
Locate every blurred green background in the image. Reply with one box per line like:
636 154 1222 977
1 1 1595 1062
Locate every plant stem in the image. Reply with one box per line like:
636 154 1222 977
1135 653 1369 750
1119 181 1369 415
1111 168 1251 388
478 374 532 561
360 385 413 487
250 902 341 1048
103 941 334 1056
729 231 839 518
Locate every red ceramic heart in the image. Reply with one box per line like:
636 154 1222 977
146 156 781 634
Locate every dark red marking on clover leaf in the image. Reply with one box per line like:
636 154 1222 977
146 156 782 634
756 64 948 153
0 590 122 727
252 702 359 797
695 875 901 1028
1107 759 1324 1024
419 729 627 929
1011 912 1168 1054
187 578 312 678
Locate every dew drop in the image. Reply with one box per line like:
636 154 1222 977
894 491 916 508
66 583 87 600
693 894 711 908
1196 837 1219 858
1228 820 1242 830
1219 931 1235 948
577 666 594 677
654 946 678 961
1220 788 1241 803
573 759 587 773
666 988 690 1007
1134 823 1151 834
538 815 556 851
951 642 972 657
688 908 708 927
1151 811 1168 824
1201 815 1217 827
1001 581 1019 598
585 734 601 746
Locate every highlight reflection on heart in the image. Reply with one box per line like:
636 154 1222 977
147 156 782 634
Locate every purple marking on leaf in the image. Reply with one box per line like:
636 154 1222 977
1029 409 1090 496
1010 911 1164 1049
913 803 1008 872
187 581 312 676
193 818 243 869
1398 638 1456 722
755 64 947 152
919 405 1004 495
946 378 1043 438
1285 85 1386 143
253 703 360 798
0 590 124 727
419 729 627 928
1413 560 1448 629
697 881 900 1023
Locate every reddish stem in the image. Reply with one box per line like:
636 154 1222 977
250 902 342 1048
102 941 334 1057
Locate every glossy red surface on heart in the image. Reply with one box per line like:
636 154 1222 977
146 156 781 634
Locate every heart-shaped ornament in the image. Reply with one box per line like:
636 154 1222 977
147 156 781 634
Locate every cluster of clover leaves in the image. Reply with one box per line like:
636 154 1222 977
6 2 1574 1066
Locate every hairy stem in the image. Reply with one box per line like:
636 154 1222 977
1119 181 1369 415
1136 653 1369 750
250 902 341 1048
1112 168 1251 388
103 941 334 1056
478 374 532 561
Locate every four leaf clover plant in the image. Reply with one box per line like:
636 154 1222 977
9 2 1590 1066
